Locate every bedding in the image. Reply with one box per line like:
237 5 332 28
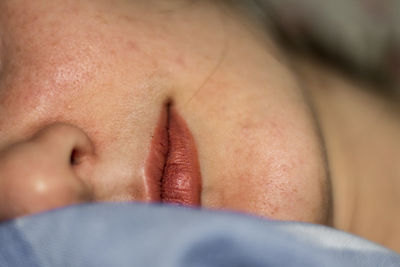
1 203 399 267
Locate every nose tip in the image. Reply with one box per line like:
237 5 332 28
0 123 94 221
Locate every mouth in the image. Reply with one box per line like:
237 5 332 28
144 103 202 206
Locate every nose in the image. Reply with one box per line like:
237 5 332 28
0 124 94 221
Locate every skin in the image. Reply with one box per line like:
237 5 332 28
293 55 400 252
0 0 330 223
0 0 393 254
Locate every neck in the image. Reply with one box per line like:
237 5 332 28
293 55 400 253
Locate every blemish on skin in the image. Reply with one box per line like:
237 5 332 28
94 13 109 25
119 15 135 24
175 56 186 68
50 39 61 47
30 15 39 24
126 41 140 52
270 206 280 216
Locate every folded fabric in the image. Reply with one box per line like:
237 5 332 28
1 203 399 267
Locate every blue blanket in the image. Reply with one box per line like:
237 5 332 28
1 203 399 267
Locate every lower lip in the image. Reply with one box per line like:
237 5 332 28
145 105 201 206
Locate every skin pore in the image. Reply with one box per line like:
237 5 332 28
0 0 398 252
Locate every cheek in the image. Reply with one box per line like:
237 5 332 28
0 24 158 147
234 151 328 223
249 121 329 222
202 112 330 224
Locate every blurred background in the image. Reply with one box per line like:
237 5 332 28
253 0 400 97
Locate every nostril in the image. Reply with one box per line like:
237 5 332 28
69 146 91 166
70 148 79 165
32 123 95 165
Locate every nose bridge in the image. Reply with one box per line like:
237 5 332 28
0 123 94 221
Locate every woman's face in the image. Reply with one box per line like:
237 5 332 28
0 0 330 223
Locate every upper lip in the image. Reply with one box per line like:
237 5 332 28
144 103 202 206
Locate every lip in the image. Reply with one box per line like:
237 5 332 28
144 104 202 206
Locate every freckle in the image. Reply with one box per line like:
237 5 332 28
94 14 109 25
269 205 279 216
120 15 134 23
109 49 116 56
15 45 22 53
175 56 186 67
31 15 39 23
151 60 159 68
127 41 140 52
51 40 60 47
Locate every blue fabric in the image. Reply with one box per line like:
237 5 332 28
0 203 399 267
